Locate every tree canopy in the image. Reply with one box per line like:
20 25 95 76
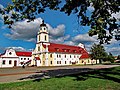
90 44 108 63
0 0 120 44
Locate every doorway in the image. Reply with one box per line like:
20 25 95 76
14 60 17 66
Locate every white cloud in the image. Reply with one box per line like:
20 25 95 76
5 18 42 42
64 41 75 46
0 4 4 11
106 47 120 55
50 35 70 44
5 18 70 43
48 24 65 38
6 47 26 51
72 33 97 44
112 12 120 20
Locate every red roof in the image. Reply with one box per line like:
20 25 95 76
16 52 32 57
43 43 88 54
35 57 40 60
80 53 89 59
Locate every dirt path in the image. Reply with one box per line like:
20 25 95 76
0 65 119 83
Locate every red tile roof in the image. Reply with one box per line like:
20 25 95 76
16 52 32 57
43 43 88 55
80 53 89 59
35 57 40 60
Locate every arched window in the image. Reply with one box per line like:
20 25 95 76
50 54 52 58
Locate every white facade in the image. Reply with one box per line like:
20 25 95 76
0 48 32 68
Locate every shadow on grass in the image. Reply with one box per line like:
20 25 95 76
68 67 120 83
19 66 120 83
47 67 120 83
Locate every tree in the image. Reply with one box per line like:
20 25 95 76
117 55 120 60
0 0 120 43
107 53 115 63
90 44 108 64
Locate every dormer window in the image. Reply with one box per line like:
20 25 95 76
55 48 59 52
73 50 76 53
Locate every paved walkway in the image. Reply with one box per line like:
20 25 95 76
0 65 119 83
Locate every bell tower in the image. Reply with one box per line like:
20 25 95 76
37 20 49 43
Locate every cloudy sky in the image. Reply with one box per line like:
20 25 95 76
0 0 120 55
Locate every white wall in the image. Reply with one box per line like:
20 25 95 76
0 58 19 68
52 53 81 66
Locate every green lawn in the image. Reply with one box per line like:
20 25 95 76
0 66 120 90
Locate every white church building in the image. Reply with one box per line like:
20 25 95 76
31 20 97 66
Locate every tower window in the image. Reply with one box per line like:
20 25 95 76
38 46 40 51
39 36 40 41
45 35 47 41
44 27 46 30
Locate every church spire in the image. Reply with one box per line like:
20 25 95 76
37 20 49 43
40 20 46 27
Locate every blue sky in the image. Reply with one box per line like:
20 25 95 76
0 0 120 55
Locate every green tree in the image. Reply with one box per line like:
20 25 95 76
117 55 120 60
0 0 120 43
90 44 108 64
107 53 115 63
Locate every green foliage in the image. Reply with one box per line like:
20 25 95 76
90 44 108 63
0 0 120 43
117 55 120 59
107 53 115 63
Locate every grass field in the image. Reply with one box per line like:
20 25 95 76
0 66 120 90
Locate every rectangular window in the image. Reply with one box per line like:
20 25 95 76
51 61 52 64
21 58 23 60
45 35 47 41
59 55 61 58
39 36 40 41
65 55 66 58
24 58 26 60
2 60 5 65
38 46 40 51
65 61 66 64
9 60 12 64
60 61 61 64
